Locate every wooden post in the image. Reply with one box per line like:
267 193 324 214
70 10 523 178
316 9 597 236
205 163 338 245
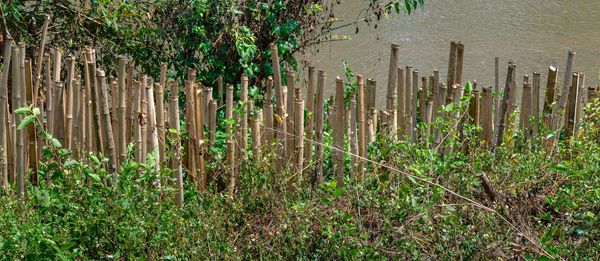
169 82 183 207
263 77 274 147
564 72 579 138
366 78 376 141
304 66 316 170
217 75 223 108
96 69 118 176
315 71 326 184
396 67 405 138
555 51 575 131
0 38 11 188
481 86 493 148
543 65 558 130
334 77 345 189
356 75 366 183
240 74 249 161
492 63 515 150
209 99 217 146
387 43 399 111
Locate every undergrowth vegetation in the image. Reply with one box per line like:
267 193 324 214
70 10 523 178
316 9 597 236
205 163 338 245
0 97 599 260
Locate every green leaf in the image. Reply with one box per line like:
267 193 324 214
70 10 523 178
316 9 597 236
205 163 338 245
14 107 30 115
333 187 343 197
51 138 62 148
17 115 35 130
90 155 100 165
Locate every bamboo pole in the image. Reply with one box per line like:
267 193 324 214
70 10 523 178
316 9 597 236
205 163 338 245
76 75 86 156
334 77 344 189
72 71 80 150
396 67 405 138
126 61 134 143
183 77 195 179
315 71 326 184
405 66 413 136
349 92 358 174
444 84 464 156
53 81 65 145
455 42 464 85
356 75 365 183
97 69 118 176
428 75 435 124
14 46 24 198
446 41 457 97
19 45 29 175
140 85 148 164
304 66 316 170
292 86 302 172
555 51 575 131
251 108 261 160
33 14 51 104
110 77 118 157
286 71 295 138
263 77 274 147
146 80 159 163
65 56 75 150
494 57 499 125
194 83 206 190
419 76 427 128
432 69 441 118
209 99 217 146
83 52 95 156
532 72 541 136
217 75 223 108
492 63 515 150
365 79 376 142
411 70 419 141
574 73 586 137
169 81 183 206
424 99 433 137
133 80 143 163
117 56 127 164
0 38 11 188
89 51 105 156
25 58 39 184
294 97 304 181
481 86 493 148
521 81 532 140
240 74 249 161
468 86 481 127
387 43 399 110
564 72 579 138
543 66 558 130
203 87 212 126
45 53 53 134
225 84 234 194
433 83 447 151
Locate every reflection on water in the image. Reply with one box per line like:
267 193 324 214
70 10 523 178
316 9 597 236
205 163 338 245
301 0 600 108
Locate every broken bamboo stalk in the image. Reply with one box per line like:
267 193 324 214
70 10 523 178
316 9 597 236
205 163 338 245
481 86 493 148
492 63 515 150
543 65 558 130
555 51 575 131
97 69 118 176
387 43 399 111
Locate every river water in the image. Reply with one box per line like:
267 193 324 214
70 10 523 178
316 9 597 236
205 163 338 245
306 0 600 108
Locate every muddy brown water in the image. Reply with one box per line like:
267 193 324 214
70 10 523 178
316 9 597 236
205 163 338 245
301 0 600 108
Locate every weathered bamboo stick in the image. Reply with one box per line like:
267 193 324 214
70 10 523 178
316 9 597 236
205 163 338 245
365 78 376 142
110 77 118 157
387 43 399 111
53 81 65 145
146 80 159 164
263 77 274 147
419 76 427 127
286 71 296 138
203 87 212 126
543 66 558 130
446 41 457 97
72 71 81 150
240 74 249 161
133 80 143 163
193 84 206 190
444 84 465 156
33 14 51 104
0 38 12 188
65 56 75 150
25 58 38 181
555 51 575 131
315 70 326 184
432 69 441 118
140 85 148 164
521 81 532 140
532 72 541 136
83 52 94 155
97 69 118 176
77 75 86 156
294 96 304 180
225 84 234 193
481 86 493 148
356 75 366 183
411 70 419 141
492 63 515 150
494 57 499 124
18 44 28 175
349 92 358 174
468 86 481 127
184 76 195 180
424 99 433 137
455 42 464 85
304 66 316 170
117 56 127 164
209 98 217 146
168 81 183 207
405 66 413 136
396 67 405 138
126 61 134 143
155 81 166 166
45 53 53 134
334 77 345 189
433 83 447 151
428 75 435 124
574 73 586 137
14 45 24 198
564 72 579 138
217 75 223 108
159 62 167 95
251 108 261 161
89 51 105 156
